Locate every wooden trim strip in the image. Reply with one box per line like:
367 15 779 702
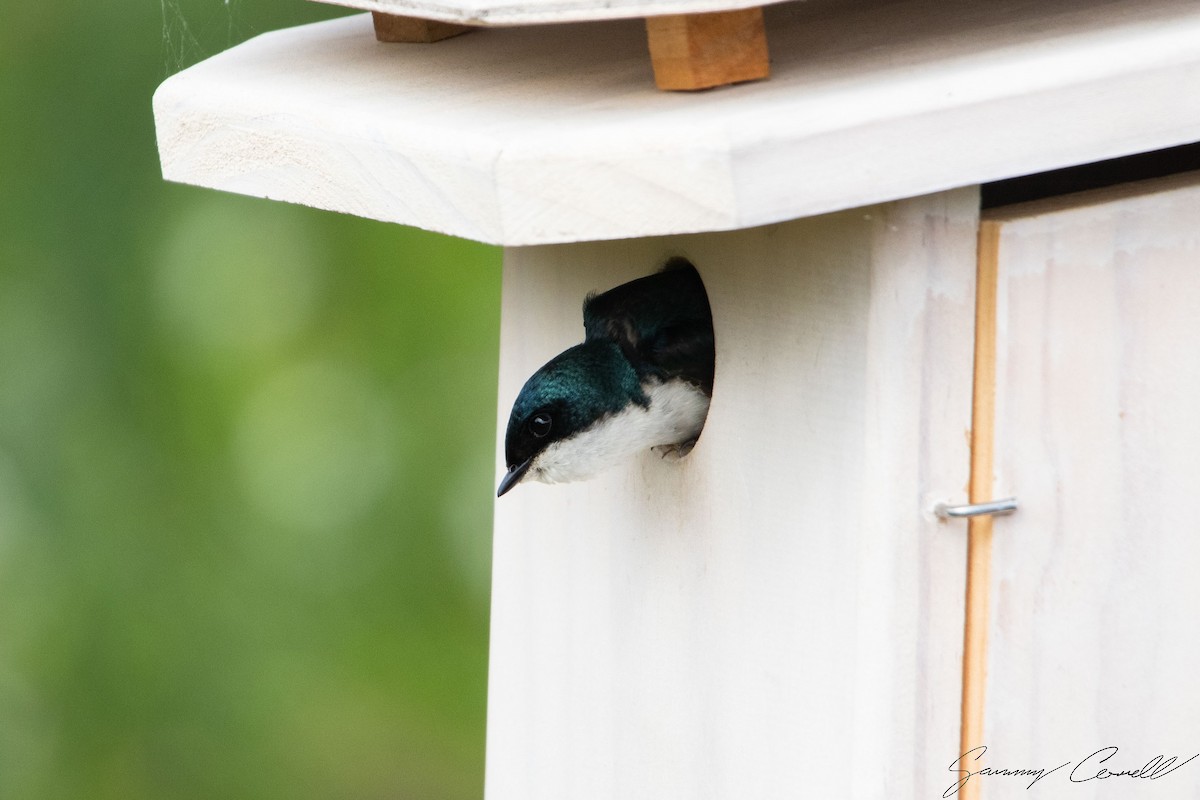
958 219 1002 800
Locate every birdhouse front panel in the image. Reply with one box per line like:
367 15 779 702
487 188 979 799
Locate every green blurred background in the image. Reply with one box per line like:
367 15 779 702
0 3 500 798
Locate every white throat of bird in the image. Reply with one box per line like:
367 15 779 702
529 378 709 485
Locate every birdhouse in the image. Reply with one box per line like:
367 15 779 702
153 0 1200 796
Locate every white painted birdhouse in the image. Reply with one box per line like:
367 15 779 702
154 0 1200 797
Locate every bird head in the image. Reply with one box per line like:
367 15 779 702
497 340 646 497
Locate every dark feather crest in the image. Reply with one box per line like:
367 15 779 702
582 257 714 394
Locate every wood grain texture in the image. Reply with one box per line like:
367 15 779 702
956 220 1000 800
314 0 786 26
486 189 979 799
155 0 1200 245
645 8 769 91
371 11 472 41
981 171 1200 793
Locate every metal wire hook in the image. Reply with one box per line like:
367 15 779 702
934 497 1018 519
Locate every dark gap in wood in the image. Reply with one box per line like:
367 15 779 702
981 141 1200 208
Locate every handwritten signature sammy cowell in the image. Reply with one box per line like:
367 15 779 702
945 746 1198 797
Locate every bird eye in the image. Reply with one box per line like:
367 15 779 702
528 412 552 438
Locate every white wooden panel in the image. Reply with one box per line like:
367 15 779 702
981 172 1200 797
311 0 783 25
155 0 1200 245
486 189 978 799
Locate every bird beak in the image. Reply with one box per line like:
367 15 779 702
496 457 534 498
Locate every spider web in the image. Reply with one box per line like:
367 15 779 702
160 0 253 75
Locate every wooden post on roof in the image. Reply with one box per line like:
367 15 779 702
645 8 770 91
371 11 472 43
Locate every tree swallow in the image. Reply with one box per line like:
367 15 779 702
497 257 715 497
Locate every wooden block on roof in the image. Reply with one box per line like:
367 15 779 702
372 11 472 42
645 8 769 90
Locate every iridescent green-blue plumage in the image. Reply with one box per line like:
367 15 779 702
502 340 647 473
498 258 714 497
